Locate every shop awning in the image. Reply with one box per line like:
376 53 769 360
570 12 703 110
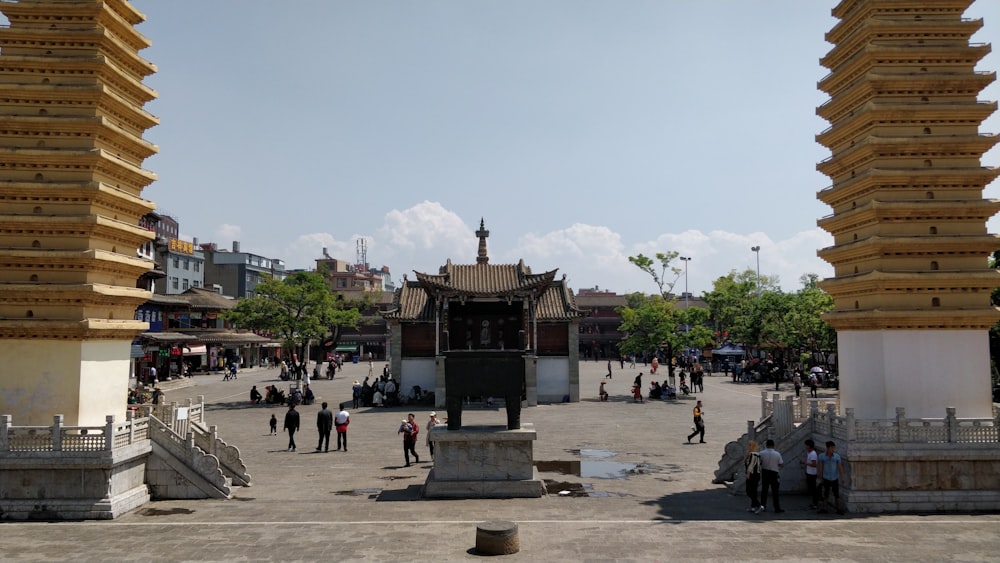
141 331 198 342
187 331 274 345
334 344 358 352
183 344 207 356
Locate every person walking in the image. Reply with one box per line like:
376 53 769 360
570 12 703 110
758 439 785 513
352 380 362 409
283 404 300 451
801 439 820 509
315 402 333 452
334 403 350 451
268 414 277 436
817 440 846 514
398 413 420 467
426 411 439 459
687 400 706 443
606 359 613 379
744 440 763 513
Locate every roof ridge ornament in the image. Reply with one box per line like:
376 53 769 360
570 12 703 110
475 218 490 265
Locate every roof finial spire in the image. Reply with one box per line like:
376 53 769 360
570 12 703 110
475 218 490 265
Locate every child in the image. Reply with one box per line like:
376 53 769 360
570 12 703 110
269 414 277 435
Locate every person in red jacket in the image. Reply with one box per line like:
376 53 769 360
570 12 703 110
398 413 420 467
334 403 350 451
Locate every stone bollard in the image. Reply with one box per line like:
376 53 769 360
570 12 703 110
475 520 519 555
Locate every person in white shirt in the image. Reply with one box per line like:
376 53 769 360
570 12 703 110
801 439 819 509
757 439 785 513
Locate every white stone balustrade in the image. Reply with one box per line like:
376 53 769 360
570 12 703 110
0 412 150 453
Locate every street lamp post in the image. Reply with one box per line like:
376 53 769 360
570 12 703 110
680 256 691 333
750 246 761 297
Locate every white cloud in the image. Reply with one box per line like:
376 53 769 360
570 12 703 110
248 202 835 296
215 224 242 242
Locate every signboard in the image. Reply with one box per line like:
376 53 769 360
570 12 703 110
176 407 188 421
169 239 195 255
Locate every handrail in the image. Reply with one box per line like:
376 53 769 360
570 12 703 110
0 412 148 453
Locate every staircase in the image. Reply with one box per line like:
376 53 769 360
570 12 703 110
146 416 231 499
143 398 252 499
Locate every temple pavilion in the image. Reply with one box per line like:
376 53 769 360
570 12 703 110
383 220 587 407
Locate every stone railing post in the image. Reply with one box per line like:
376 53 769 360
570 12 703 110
169 401 179 432
186 432 196 461
0 414 11 452
845 408 856 441
825 403 837 436
760 390 768 419
126 409 135 444
53 414 64 452
105 415 116 450
143 405 154 419
198 395 205 423
209 425 219 456
946 407 957 443
895 407 906 442
747 420 756 443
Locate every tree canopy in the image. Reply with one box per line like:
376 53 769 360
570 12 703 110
224 271 363 372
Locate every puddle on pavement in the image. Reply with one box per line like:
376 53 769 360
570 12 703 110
535 459 647 479
138 507 194 516
231 496 255 502
538 448 653 480
544 480 591 497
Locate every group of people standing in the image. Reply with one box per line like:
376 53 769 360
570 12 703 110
274 401 350 453
744 438 845 515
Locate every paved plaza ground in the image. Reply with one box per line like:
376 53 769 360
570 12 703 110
2 360 999 562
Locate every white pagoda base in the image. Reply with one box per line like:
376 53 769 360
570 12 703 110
837 330 993 419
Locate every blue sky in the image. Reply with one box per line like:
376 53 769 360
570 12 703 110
114 1 1000 295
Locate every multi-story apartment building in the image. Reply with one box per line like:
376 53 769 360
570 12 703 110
201 241 286 298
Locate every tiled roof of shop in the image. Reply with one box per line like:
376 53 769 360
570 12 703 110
182 287 236 310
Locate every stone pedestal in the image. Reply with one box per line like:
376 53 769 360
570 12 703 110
0 441 151 520
422 424 546 498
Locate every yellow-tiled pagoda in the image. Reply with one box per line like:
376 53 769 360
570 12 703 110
816 0 1000 418
0 0 157 425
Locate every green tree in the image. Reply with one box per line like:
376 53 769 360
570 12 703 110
619 252 684 380
225 271 358 375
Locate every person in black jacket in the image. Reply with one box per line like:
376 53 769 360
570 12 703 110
283 404 300 452
316 402 333 452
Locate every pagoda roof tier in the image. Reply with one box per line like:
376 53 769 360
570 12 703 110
0 213 156 251
817 44 991 97
817 233 1000 264
820 307 1000 331
816 134 998 178
822 18 982 71
816 72 995 124
0 249 154 284
830 0 974 24
817 167 999 207
816 100 997 150
0 81 162 137
0 0 147 28
0 147 158 190
817 199 1000 234
0 181 155 218
0 24 156 81
0 318 149 340
0 113 160 163
0 282 150 305
0 55 158 106
818 269 1000 296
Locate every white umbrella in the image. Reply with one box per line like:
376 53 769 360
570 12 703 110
810 366 825 373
